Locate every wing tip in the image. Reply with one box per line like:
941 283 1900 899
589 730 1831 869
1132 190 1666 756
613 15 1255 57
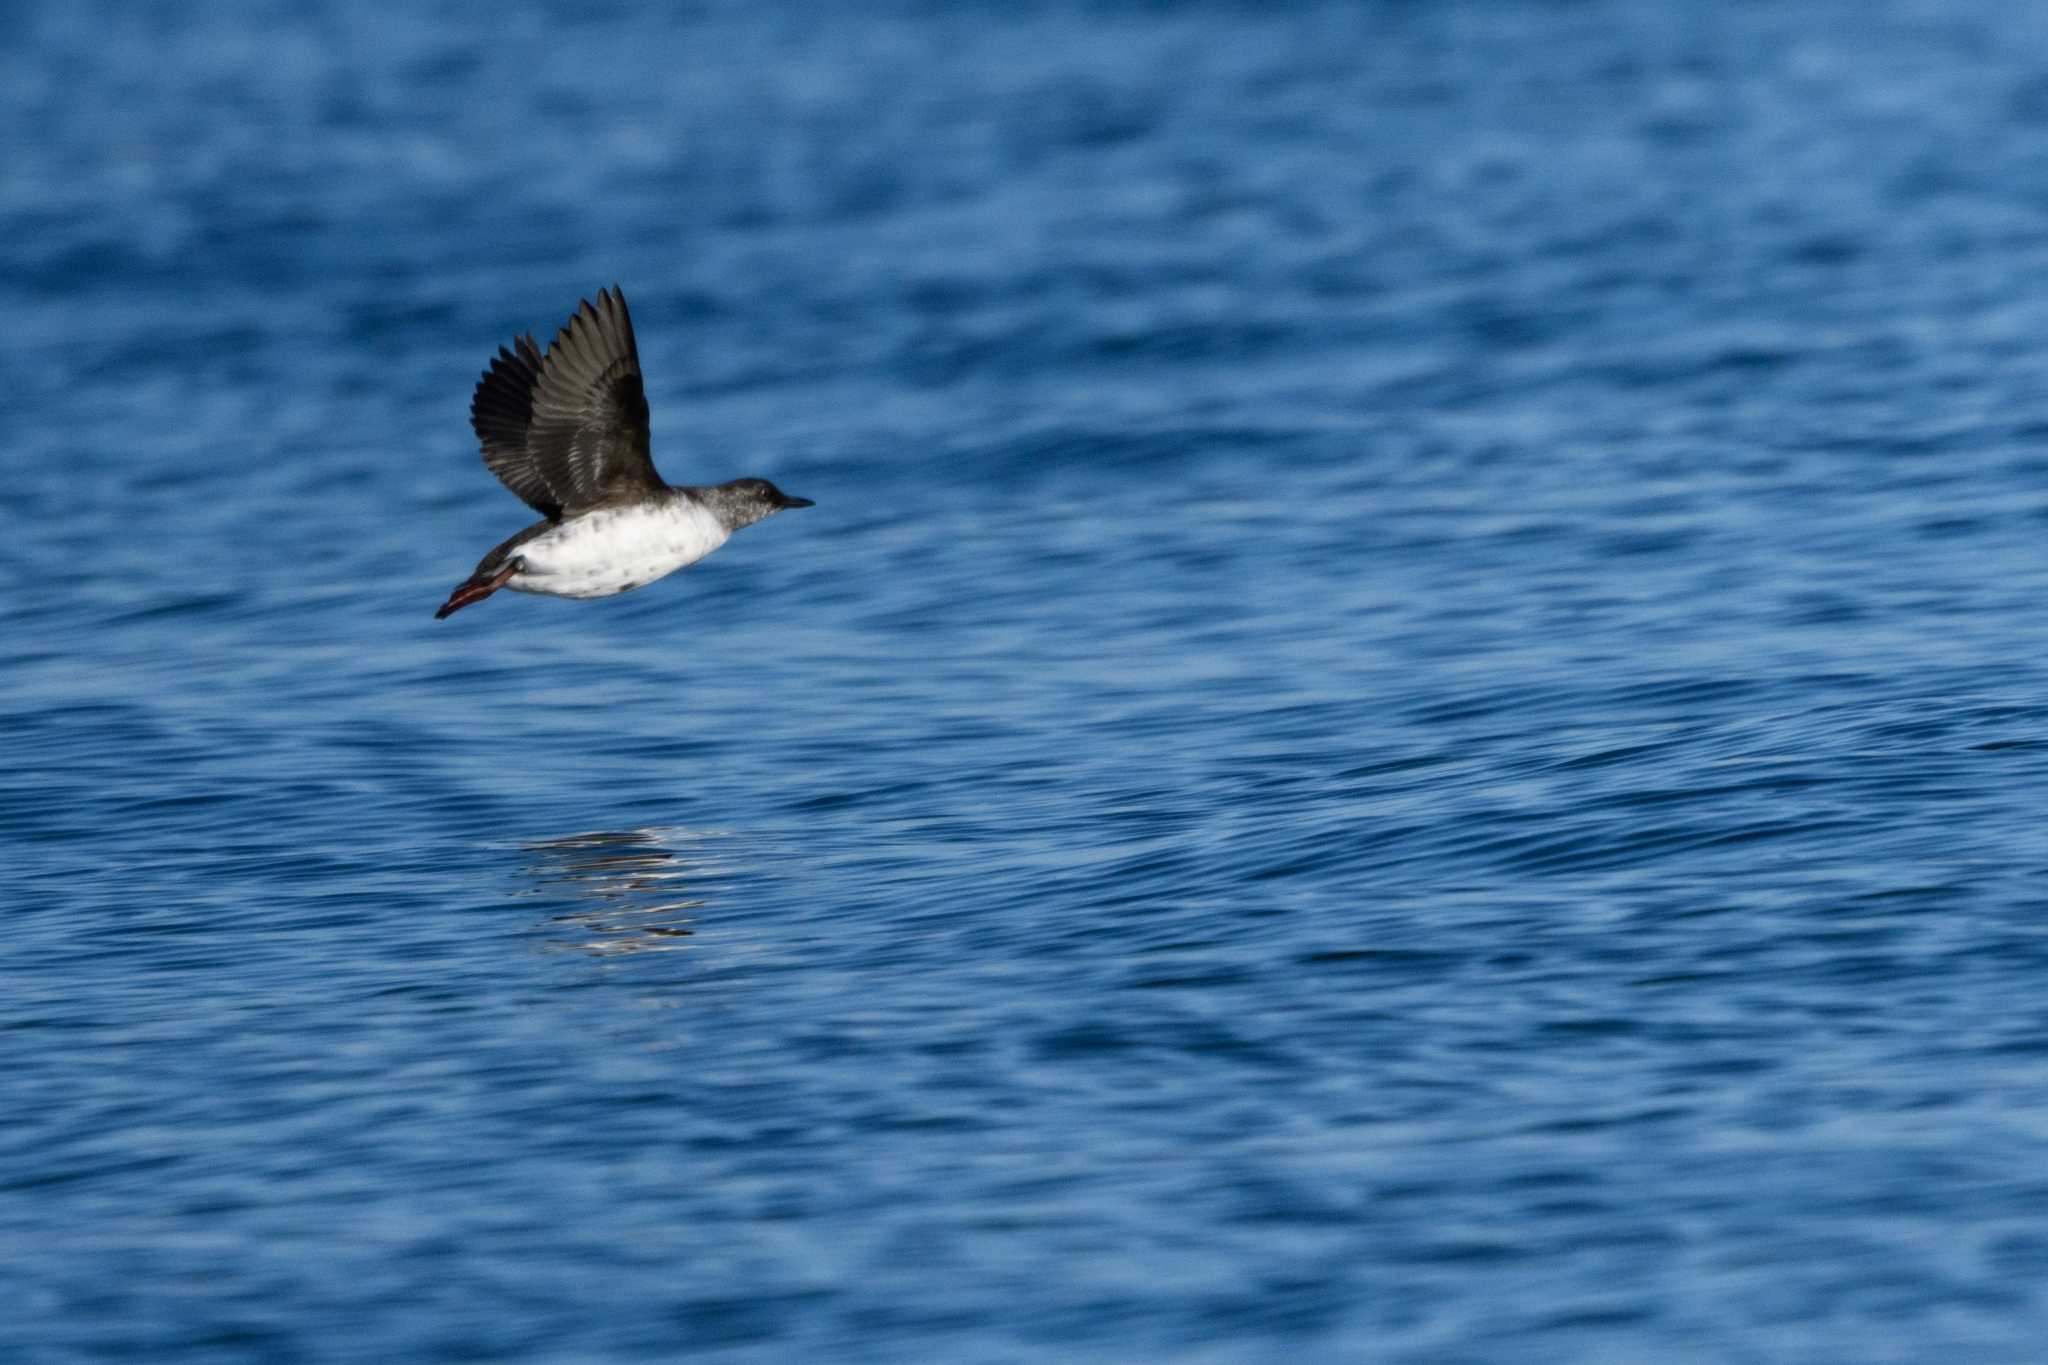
471 340 540 417
545 285 639 374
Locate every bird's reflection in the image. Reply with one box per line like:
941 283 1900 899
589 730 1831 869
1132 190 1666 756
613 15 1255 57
519 827 740 956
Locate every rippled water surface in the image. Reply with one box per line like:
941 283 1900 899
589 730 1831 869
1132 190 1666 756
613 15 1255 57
10 2 2048 1360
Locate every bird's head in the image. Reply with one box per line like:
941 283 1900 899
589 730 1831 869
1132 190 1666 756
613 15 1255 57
707 478 814 531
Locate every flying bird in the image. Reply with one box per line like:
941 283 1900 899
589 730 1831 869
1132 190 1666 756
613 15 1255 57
436 286 811 619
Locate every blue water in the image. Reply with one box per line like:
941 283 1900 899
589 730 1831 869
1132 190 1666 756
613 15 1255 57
9 1 2048 1359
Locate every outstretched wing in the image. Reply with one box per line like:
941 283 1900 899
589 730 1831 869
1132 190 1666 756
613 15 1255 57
527 288 663 514
470 332 556 517
467 286 663 519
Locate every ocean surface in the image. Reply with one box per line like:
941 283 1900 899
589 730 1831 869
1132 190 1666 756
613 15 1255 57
9 1 2048 1359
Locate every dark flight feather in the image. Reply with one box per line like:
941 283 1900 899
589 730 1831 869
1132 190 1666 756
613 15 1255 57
466 287 663 520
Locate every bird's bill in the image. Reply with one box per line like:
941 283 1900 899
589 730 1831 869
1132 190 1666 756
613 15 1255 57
776 493 816 509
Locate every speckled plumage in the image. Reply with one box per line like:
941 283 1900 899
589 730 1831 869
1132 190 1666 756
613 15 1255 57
502 494 729 600
436 286 811 619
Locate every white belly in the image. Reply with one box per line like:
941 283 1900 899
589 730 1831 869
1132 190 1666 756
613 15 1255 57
507 500 730 600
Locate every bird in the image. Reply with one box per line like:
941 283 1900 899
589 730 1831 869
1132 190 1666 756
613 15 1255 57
435 286 812 619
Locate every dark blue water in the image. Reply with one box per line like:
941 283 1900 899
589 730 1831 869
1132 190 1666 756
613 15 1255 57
10 1 2048 1359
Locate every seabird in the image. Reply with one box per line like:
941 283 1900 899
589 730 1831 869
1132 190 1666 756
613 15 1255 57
436 286 811 619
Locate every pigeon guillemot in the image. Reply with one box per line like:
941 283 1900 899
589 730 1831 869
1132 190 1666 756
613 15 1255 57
436 286 811 619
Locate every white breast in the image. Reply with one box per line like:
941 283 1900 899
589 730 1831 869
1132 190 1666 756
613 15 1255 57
507 499 730 600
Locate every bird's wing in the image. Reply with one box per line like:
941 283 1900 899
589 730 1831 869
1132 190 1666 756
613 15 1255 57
470 332 558 518
467 286 663 519
526 287 663 514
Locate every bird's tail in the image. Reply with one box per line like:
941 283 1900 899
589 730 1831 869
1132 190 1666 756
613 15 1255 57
434 564 516 619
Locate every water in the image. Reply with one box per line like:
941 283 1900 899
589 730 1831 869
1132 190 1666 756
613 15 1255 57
8 1 2048 1359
